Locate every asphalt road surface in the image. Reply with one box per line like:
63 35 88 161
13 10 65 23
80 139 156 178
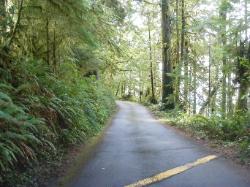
70 101 250 187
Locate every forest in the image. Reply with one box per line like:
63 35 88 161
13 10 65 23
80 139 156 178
0 0 249 186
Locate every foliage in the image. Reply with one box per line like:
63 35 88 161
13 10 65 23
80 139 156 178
114 0 250 163
0 58 115 186
0 0 249 185
0 0 120 186
149 104 250 162
0 90 47 171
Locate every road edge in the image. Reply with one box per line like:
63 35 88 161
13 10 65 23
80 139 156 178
144 104 250 171
53 105 119 187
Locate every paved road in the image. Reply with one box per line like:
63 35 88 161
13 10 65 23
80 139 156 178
70 101 250 187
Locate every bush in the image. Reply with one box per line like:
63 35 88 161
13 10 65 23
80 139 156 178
0 91 50 171
240 138 250 160
0 59 115 186
152 104 250 144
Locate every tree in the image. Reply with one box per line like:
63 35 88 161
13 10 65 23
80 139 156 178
181 0 188 110
147 14 157 103
161 0 174 109
236 41 250 111
174 0 181 104
219 0 229 116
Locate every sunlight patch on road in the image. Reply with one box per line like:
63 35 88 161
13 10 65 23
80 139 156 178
124 155 217 187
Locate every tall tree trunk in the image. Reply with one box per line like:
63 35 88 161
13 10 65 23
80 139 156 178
208 36 212 115
219 2 227 116
161 0 174 109
227 71 233 114
237 41 249 111
193 60 197 114
180 0 185 65
237 1 249 111
181 0 188 109
147 16 156 104
175 0 180 104
211 61 219 113
188 59 192 115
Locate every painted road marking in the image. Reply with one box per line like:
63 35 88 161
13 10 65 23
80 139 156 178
125 155 217 187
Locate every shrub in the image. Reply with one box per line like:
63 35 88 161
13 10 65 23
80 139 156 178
0 91 52 171
0 59 115 186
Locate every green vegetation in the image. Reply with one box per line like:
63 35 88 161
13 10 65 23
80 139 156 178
0 0 249 185
150 105 250 162
0 0 121 186
110 0 250 163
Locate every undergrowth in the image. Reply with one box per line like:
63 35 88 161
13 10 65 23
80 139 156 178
149 105 250 164
0 59 115 186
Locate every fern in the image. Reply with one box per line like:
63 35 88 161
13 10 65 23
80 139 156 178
0 90 53 172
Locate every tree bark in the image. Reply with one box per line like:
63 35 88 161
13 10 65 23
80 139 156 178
236 41 249 111
211 59 219 113
236 1 249 111
227 72 233 114
147 16 157 104
161 0 174 109
175 0 180 104
208 35 212 115
219 2 227 116
192 59 197 114
181 0 188 109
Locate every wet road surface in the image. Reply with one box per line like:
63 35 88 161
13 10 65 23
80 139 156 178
70 101 250 187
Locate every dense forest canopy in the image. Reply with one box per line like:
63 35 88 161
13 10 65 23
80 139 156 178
0 0 249 186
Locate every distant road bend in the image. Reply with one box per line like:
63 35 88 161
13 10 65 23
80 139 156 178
70 101 250 187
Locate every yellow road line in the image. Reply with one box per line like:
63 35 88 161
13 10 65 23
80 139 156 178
125 155 217 187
